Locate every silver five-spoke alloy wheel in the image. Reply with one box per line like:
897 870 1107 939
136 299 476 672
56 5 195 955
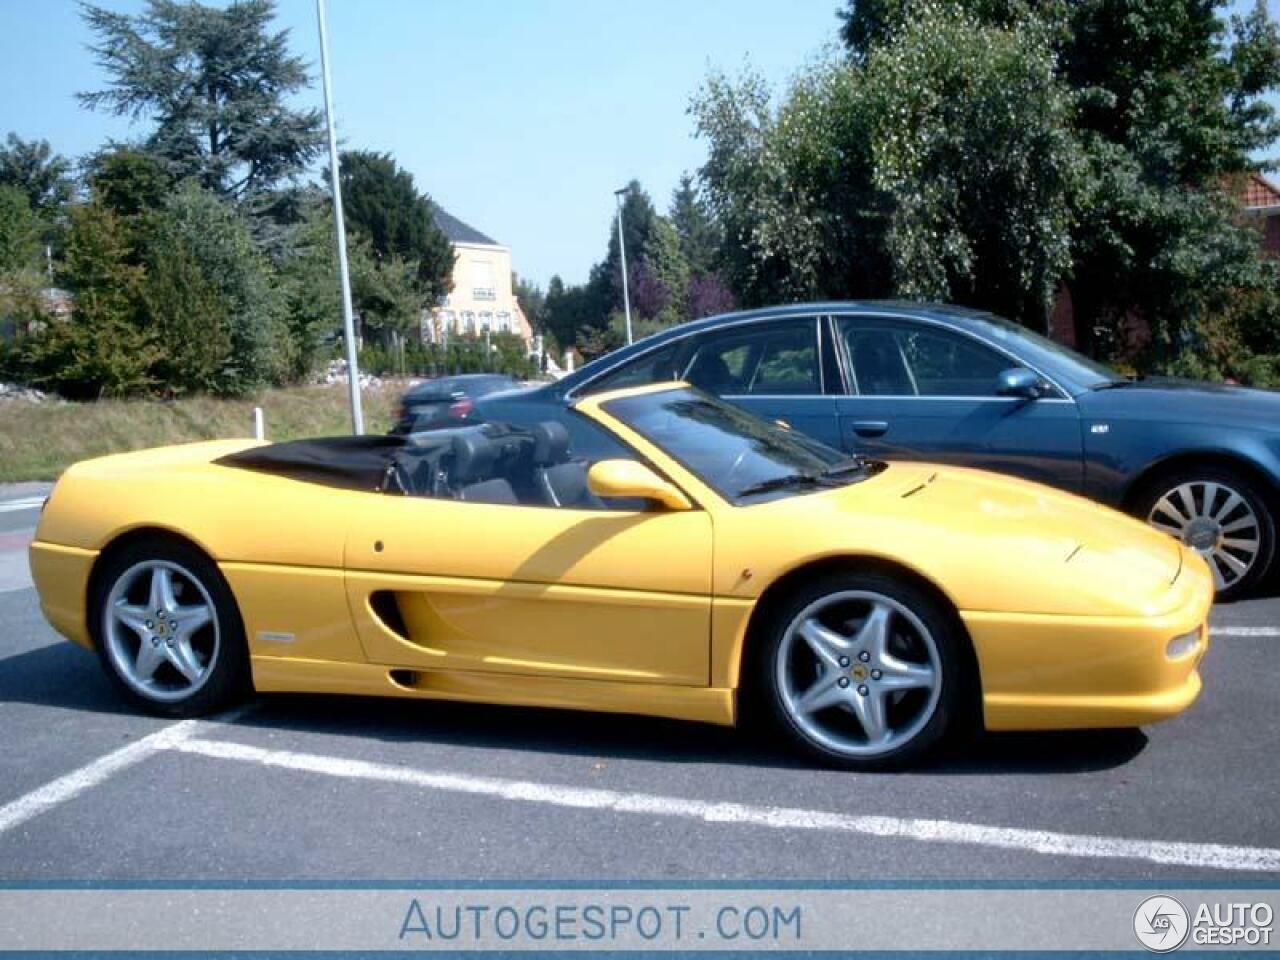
1147 480 1261 591
775 590 942 758
102 560 220 703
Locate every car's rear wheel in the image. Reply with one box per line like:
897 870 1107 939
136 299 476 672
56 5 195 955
756 572 968 770
1135 467 1275 601
91 538 249 716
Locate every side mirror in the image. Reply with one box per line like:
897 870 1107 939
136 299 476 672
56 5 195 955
587 459 692 511
996 366 1043 399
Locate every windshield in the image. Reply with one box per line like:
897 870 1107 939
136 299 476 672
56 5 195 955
967 313 1118 389
602 387 877 503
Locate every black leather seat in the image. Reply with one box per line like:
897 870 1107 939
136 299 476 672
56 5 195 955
530 421 599 508
450 432 517 504
686 351 738 394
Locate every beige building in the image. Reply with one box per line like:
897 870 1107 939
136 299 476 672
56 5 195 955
425 205 534 346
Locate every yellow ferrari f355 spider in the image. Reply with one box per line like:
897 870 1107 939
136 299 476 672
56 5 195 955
30 383 1213 769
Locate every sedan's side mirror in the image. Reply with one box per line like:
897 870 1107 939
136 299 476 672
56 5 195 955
587 459 692 511
996 366 1043 399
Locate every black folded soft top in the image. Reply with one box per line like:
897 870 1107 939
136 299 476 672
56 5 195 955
216 435 407 492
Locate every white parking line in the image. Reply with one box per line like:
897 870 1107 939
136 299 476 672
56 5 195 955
0 708 250 837
0 722 199 836
170 736 1280 873
1210 626 1280 637
0 497 45 515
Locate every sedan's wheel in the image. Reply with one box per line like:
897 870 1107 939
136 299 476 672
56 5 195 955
757 573 968 770
92 539 249 716
1139 469 1275 600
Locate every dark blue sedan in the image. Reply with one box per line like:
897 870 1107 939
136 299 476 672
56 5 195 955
546 302 1280 599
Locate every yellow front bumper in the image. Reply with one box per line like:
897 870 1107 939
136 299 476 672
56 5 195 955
964 555 1213 731
29 540 96 651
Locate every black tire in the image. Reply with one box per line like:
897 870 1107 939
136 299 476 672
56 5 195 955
1132 466 1276 602
89 536 251 717
750 571 971 771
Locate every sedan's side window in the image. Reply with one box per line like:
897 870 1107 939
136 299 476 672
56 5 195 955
683 320 820 396
839 319 1008 397
586 343 681 394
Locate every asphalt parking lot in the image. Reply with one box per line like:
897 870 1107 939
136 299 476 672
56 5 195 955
2 483 1278 882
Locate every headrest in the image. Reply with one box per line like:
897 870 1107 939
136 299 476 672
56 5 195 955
530 420 570 466
687 351 733 391
450 432 498 484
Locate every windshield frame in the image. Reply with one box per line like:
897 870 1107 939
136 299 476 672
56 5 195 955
596 385 877 505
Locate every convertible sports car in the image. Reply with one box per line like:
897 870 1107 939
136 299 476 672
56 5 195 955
30 383 1213 769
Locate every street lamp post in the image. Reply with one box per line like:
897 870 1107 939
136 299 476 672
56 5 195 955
316 0 364 435
614 186 633 346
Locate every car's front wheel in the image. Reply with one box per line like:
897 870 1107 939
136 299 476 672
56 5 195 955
755 572 968 770
91 538 249 716
1135 467 1275 601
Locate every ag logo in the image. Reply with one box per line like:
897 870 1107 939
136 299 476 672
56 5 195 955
1134 896 1190 952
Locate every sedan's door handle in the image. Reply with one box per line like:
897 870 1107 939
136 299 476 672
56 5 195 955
851 420 889 438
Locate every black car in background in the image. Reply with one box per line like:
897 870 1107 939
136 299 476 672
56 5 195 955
394 374 520 433
546 301 1280 599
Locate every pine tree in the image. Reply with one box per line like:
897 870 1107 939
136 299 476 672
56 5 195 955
79 0 322 199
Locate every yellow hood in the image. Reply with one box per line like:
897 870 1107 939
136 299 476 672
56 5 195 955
724 463 1196 618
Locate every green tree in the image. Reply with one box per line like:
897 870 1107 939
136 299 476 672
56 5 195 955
543 271 610 353
0 134 73 218
24 202 158 398
79 0 323 199
695 17 1080 325
693 61 890 306
338 150 455 304
863 7 1081 326
348 236 421 342
512 272 546 335
86 147 173 221
277 197 342 381
145 182 287 393
605 181 662 312
278 192 425 372
142 232 231 393
635 216 690 322
669 173 721 276
836 0 1280 373
1061 0 1280 365
0 186 41 273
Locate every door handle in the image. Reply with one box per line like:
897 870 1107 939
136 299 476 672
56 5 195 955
851 420 889 438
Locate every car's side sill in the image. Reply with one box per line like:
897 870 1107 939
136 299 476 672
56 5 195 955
250 655 737 727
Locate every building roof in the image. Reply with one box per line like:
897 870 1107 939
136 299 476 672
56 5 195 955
431 203 499 246
1242 173 1280 210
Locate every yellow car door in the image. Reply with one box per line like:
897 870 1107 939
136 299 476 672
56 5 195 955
344 495 713 686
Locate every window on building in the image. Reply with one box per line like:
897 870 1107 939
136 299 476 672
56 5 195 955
472 262 496 301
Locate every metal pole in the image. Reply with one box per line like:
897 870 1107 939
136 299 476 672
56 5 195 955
316 0 364 435
614 187 633 345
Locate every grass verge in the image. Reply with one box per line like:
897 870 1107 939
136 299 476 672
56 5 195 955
0 382 401 482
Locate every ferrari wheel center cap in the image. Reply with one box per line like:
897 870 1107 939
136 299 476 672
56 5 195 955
851 664 868 682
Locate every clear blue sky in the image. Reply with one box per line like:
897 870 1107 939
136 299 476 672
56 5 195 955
0 0 841 287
